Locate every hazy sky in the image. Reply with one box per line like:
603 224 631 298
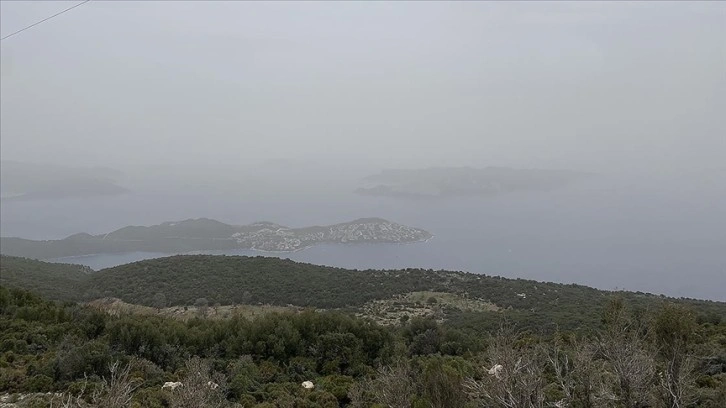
1 1 724 173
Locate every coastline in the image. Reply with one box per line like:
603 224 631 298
41 235 435 265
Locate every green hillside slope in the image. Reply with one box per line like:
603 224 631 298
0 256 91 301
2 254 724 332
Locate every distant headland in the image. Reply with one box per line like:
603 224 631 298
0 218 433 259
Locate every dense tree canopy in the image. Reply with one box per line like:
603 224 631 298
1 255 725 406
2 255 724 333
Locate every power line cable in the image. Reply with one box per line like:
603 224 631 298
1 0 91 42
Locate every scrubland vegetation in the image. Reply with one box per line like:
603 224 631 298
0 255 724 407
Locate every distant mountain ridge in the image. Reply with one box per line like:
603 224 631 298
356 166 592 198
0 218 432 259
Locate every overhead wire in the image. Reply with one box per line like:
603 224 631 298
1 0 91 42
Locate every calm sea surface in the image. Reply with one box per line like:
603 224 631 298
2 174 724 301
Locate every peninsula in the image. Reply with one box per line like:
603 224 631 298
0 218 432 260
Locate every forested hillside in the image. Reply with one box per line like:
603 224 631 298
1 284 725 407
1 256 725 406
0 256 91 302
2 255 725 333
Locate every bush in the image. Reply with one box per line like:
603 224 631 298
306 390 339 408
131 387 167 408
239 394 257 407
317 374 355 401
25 374 54 392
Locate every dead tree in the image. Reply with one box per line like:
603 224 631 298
465 326 546 408
168 357 227 408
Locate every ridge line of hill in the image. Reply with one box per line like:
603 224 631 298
1 254 723 332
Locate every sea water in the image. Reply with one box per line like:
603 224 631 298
2 173 724 301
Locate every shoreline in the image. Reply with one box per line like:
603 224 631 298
41 235 435 263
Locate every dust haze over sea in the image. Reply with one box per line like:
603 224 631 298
1 162 724 302
1 2 724 300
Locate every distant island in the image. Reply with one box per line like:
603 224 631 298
0 160 129 201
0 218 432 259
356 166 592 198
